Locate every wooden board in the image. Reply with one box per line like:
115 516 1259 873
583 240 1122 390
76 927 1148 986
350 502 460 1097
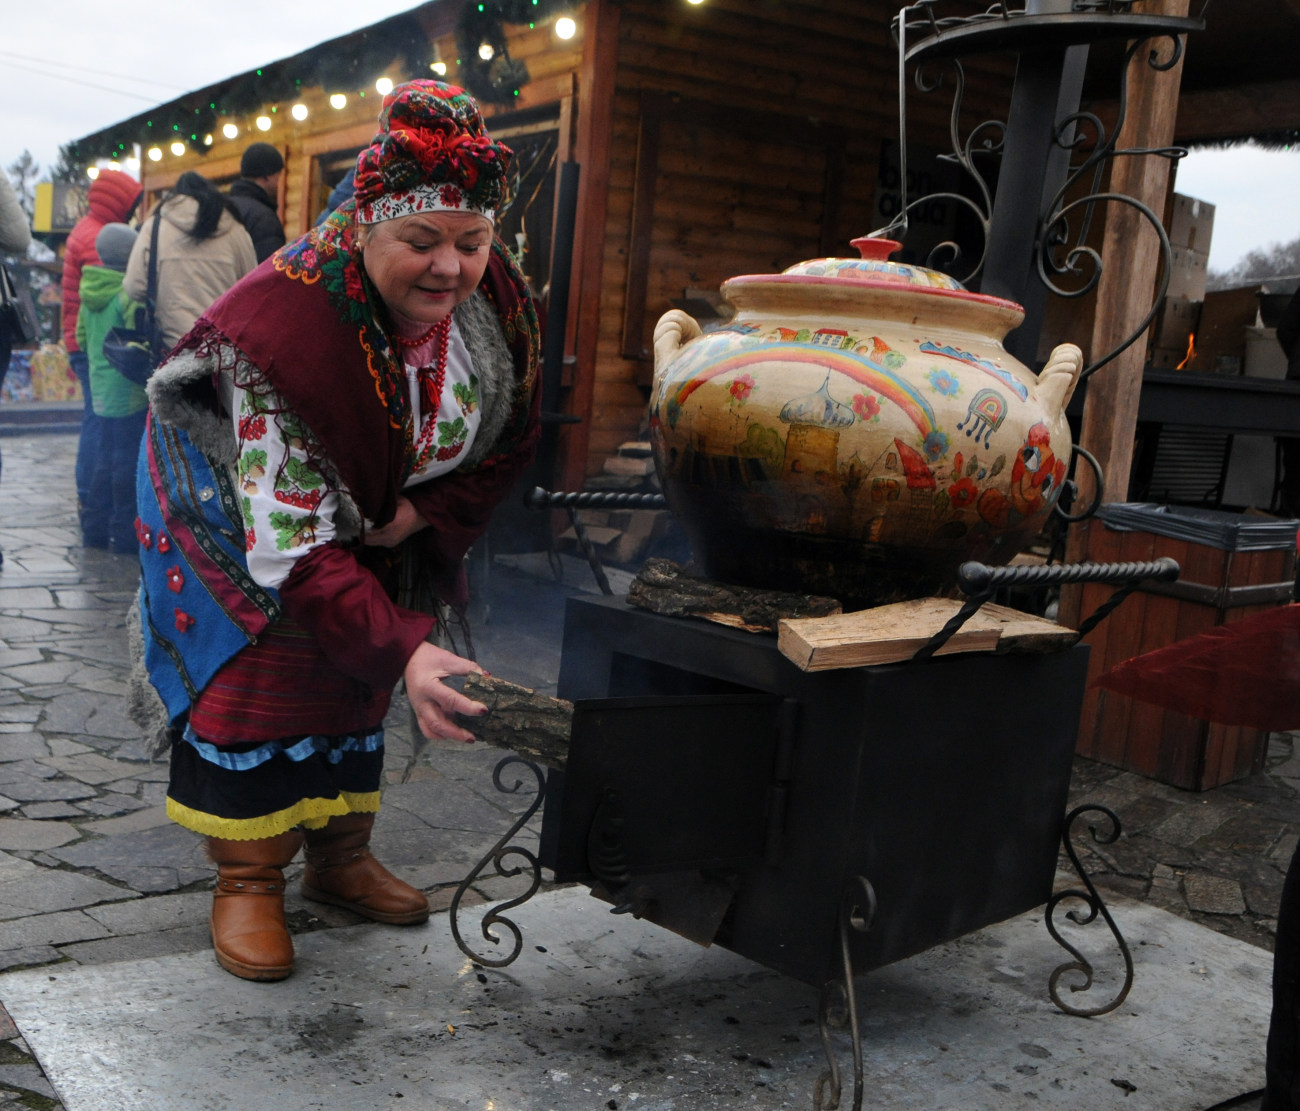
980 602 1080 654
778 598 1073 671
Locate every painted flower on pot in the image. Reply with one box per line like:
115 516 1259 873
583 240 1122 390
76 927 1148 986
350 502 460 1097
728 373 756 406
928 367 961 396
947 476 979 509
851 392 881 422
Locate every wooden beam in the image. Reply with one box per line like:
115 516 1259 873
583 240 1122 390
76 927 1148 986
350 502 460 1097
1173 79 1300 144
561 0 620 492
1077 0 1191 512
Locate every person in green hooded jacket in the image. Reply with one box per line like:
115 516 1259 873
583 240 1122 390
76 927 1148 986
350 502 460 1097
76 222 146 554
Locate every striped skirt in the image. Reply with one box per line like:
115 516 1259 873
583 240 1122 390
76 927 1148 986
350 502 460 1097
167 724 384 840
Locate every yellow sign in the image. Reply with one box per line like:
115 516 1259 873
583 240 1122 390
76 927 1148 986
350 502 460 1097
33 183 90 234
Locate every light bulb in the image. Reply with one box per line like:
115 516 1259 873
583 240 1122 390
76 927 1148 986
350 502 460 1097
222 123 239 139
107 161 121 172
147 147 163 162
291 103 308 121
329 93 347 110
255 116 272 132
203 134 213 146
431 61 447 76
478 41 495 61
555 16 576 38
170 141 186 156
87 166 100 180
375 77 394 96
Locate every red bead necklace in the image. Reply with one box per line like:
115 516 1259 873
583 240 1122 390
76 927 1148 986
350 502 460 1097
411 318 452 466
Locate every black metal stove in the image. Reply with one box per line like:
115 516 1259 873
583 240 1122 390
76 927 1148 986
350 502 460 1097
449 558 1177 1110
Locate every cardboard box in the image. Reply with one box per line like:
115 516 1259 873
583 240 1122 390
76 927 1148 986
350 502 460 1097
1185 286 1261 374
1244 325 1289 379
1150 294 1201 351
1167 244 1209 301
1167 192 1215 253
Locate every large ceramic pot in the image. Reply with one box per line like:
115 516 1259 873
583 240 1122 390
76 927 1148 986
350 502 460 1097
649 237 1084 607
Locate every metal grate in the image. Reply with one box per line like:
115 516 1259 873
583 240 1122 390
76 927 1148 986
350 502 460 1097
1138 425 1233 507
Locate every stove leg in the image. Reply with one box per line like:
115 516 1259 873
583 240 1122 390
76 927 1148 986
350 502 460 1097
814 875 876 1111
1045 803 1135 1017
450 755 547 968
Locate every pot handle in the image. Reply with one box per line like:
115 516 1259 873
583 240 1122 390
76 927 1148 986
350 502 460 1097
653 310 703 373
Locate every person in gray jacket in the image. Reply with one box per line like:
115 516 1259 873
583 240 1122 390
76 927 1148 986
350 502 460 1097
124 171 256 351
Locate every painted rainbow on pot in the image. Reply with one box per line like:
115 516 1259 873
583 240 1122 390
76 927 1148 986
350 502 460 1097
662 344 938 439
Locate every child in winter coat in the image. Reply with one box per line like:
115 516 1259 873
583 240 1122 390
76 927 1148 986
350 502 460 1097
76 223 147 553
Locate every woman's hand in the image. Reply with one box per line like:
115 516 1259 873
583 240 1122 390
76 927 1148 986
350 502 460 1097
364 496 428 547
403 641 487 742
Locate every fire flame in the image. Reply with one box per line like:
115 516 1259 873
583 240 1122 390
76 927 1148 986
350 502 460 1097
1175 331 1196 371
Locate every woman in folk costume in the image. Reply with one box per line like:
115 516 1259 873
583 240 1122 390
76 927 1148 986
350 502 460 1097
136 81 540 981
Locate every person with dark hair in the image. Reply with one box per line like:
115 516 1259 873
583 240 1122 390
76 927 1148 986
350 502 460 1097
228 142 286 262
58 167 141 547
136 81 539 982
123 171 256 351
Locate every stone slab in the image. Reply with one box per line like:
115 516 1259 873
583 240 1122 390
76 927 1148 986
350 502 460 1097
0 889 1272 1111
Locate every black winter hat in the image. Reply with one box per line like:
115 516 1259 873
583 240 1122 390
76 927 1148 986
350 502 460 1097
240 142 284 178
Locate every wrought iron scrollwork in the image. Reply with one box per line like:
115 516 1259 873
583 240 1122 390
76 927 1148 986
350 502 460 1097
1046 803 1134 1017
881 2 1211 374
814 876 877 1111
449 755 547 969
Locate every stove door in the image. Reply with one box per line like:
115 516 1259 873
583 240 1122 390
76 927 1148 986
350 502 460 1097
545 692 788 892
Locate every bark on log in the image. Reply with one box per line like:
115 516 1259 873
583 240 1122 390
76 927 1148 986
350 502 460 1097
626 557 842 633
458 673 574 770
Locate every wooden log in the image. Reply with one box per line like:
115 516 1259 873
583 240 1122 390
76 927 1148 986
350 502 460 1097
626 557 842 633
778 599 1075 672
458 673 574 770
779 598 1002 671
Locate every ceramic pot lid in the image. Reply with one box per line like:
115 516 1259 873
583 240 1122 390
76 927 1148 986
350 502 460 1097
781 237 967 290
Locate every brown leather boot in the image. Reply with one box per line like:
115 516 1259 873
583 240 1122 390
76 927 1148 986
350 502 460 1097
301 812 430 925
207 830 304 981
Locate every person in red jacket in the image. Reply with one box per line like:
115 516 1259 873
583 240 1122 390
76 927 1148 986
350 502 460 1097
59 169 141 545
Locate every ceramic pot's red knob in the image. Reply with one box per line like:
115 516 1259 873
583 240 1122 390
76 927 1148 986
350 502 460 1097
850 236 902 262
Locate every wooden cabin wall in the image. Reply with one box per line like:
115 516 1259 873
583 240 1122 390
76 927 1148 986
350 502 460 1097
573 0 1016 479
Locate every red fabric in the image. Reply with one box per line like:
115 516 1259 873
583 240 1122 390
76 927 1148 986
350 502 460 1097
188 616 392 743
277 543 435 690
60 171 141 350
1094 604 1300 732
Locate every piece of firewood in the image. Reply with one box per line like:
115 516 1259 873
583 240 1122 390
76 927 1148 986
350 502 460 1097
458 673 574 769
778 597 1004 671
626 557 841 633
980 602 1078 653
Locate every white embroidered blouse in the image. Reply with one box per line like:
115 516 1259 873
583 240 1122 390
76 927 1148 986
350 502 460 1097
230 318 482 591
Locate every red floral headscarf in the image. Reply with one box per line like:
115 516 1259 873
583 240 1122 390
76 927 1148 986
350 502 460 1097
353 80 513 223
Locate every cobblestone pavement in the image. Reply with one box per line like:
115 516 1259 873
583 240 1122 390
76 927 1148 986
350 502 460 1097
0 429 1294 1109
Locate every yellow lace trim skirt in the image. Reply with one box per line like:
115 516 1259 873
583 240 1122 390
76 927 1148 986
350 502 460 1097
166 725 385 841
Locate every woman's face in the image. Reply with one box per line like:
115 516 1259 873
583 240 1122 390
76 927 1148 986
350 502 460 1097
358 211 493 324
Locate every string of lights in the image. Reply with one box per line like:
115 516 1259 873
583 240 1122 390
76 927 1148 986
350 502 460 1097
65 1 592 173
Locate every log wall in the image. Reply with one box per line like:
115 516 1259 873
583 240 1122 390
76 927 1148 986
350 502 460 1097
571 0 1015 480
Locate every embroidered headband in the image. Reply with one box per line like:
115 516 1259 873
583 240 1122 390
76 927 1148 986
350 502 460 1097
353 80 512 225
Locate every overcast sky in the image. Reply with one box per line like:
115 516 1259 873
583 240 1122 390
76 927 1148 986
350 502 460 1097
3 3 1294 275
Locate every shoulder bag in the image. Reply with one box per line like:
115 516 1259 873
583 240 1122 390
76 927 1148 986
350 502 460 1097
104 211 164 387
0 261 39 345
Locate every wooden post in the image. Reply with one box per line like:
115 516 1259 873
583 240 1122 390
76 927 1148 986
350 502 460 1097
1059 0 1191 630
1076 0 1191 511
561 0 621 492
